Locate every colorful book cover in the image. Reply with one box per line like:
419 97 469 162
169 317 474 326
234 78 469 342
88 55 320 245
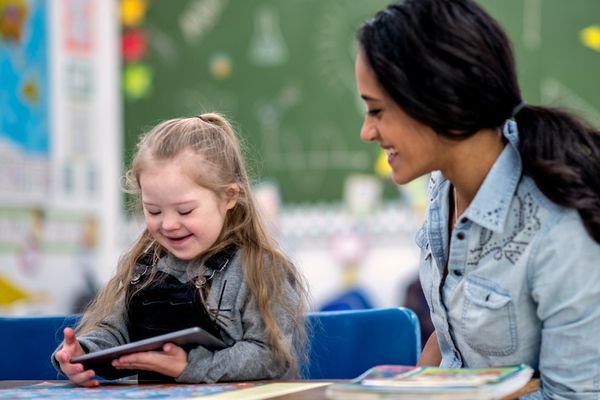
361 365 529 387
326 364 535 400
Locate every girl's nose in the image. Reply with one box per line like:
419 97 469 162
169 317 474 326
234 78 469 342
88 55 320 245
161 213 180 230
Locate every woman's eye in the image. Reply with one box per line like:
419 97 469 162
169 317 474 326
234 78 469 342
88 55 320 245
367 109 382 117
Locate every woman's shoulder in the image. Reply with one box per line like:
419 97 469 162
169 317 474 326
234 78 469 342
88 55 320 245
519 175 600 256
519 175 581 226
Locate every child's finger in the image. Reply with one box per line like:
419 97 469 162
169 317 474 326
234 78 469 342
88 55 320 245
58 350 70 363
71 369 99 387
63 327 76 344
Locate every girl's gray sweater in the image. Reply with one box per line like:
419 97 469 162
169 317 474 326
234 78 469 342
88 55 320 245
52 248 300 383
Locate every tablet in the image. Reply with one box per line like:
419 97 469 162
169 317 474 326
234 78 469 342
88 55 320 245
70 327 227 380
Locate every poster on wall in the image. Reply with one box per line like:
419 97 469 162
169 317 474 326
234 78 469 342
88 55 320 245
0 208 100 315
0 0 50 203
0 0 110 316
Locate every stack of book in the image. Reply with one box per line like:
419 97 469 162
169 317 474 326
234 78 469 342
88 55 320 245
325 364 534 400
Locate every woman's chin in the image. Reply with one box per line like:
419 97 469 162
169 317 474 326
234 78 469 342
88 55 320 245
391 173 414 186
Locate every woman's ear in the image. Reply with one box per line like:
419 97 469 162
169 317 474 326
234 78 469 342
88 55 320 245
225 183 240 210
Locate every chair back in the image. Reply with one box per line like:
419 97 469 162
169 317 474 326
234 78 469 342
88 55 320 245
0 314 81 380
305 307 421 379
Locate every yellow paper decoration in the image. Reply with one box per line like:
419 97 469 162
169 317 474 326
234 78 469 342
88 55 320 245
0 273 30 306
580 25 600 52
120 0 148 27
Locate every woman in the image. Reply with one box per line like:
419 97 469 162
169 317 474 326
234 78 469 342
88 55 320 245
355 0 600 397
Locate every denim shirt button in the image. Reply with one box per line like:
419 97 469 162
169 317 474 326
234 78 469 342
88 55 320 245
456 232 465 240
453 270 463 277
460 217 468 224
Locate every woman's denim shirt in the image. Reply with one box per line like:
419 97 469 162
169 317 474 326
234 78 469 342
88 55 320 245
417 120 600 398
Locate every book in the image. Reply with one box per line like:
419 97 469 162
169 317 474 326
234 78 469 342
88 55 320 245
326 364 535 400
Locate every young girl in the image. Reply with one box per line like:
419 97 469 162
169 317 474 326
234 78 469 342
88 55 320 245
356 0 600 398
53 113 310 386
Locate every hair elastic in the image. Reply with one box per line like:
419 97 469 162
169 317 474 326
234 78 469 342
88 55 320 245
511 101 527 118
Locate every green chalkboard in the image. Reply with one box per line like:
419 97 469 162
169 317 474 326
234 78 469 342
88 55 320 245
123 0 389 204
479 0 600 127
123 0 600 204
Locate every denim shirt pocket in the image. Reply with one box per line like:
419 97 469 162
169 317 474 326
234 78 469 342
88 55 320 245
461 276 518 356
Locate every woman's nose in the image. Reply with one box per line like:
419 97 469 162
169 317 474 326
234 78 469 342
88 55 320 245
360 118 378 143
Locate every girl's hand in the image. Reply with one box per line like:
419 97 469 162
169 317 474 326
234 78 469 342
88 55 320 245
55 328 100 387
111 343 188 378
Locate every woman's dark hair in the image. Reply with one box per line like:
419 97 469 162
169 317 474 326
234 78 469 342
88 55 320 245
358 0 600 244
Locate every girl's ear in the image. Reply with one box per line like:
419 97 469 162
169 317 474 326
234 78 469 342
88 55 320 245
225 183 240 210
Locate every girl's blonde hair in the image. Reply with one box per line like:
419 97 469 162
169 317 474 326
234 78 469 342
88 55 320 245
77 112 310 375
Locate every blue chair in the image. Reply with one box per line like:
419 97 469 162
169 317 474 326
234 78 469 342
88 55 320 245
304 307 421 379
0 314 81 380
319 287 374 312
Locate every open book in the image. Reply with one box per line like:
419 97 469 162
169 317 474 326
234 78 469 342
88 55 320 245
326 364 534 400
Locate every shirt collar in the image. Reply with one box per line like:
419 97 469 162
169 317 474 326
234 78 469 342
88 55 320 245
463 120 522 232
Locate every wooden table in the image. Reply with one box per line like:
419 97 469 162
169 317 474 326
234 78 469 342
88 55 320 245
0 380 327 399
0 379 540 399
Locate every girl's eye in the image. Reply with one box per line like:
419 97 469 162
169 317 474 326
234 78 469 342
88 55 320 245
146 210 161 216
178 210 193 216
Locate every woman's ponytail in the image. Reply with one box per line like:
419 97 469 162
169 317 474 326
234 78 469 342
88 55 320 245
515 105 600 244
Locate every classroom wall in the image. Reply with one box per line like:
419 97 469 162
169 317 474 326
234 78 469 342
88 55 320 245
116 0 600 313
1 0 599 316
